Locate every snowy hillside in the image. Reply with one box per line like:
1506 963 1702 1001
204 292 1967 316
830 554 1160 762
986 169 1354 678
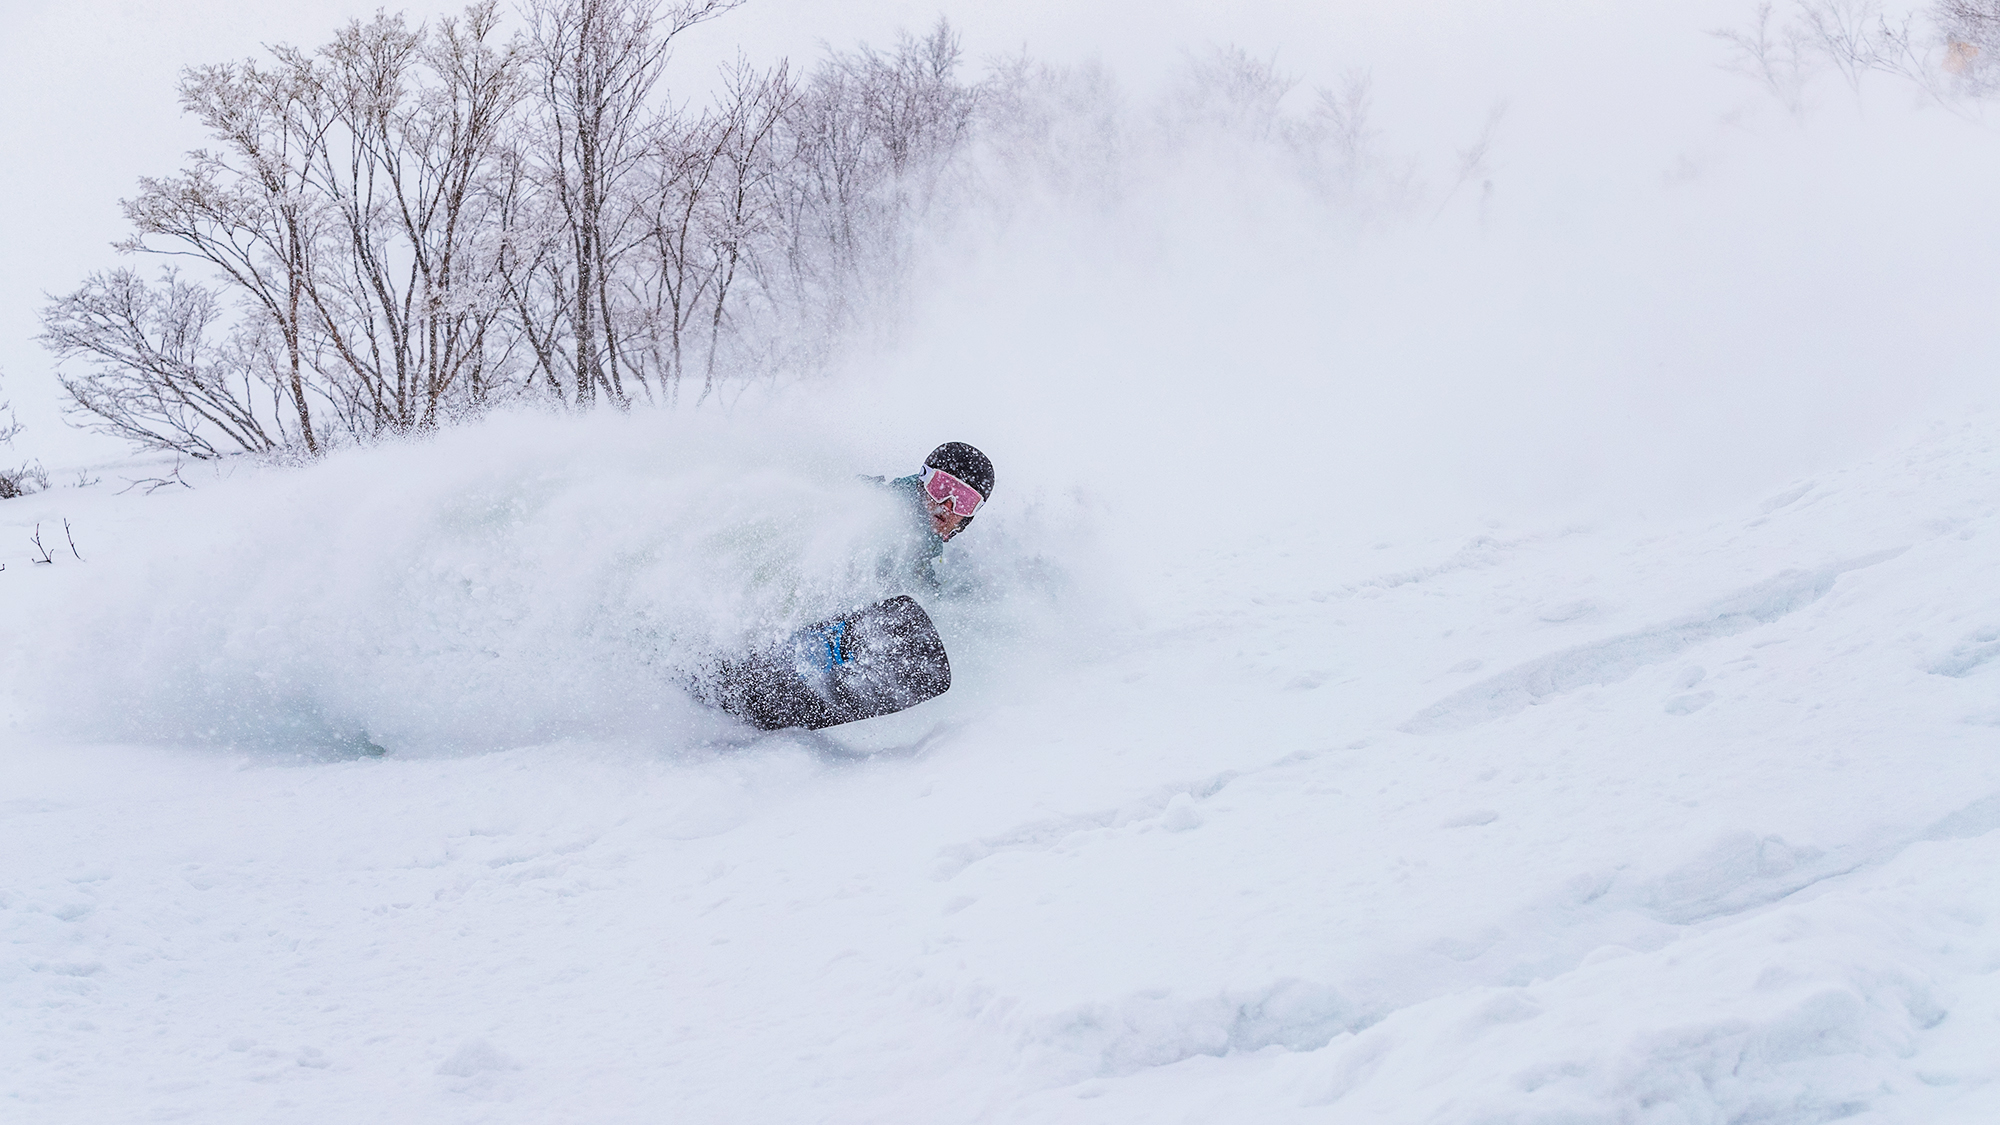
8 0 2000 1121
4 402 1998 1121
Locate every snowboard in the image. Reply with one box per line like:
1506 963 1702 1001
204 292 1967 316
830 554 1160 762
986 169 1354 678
708 595 952 730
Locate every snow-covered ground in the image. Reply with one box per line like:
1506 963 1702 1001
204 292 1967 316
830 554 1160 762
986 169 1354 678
4 398 1999 1121
9 1 2000 1120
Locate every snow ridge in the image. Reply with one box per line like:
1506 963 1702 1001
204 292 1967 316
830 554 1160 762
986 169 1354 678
1400 548 1907 735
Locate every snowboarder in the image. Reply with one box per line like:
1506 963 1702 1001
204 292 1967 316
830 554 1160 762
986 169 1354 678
704 443 991 730
873 442 994 592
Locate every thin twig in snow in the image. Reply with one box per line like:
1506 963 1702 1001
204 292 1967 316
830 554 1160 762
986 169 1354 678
118 460 192 495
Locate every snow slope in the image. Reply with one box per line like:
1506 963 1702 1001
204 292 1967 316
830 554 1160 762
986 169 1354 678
3 404 1998 1123
9 1 2000 1116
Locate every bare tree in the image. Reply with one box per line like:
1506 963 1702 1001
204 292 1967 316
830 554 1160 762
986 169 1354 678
526 0 741 408
1163 46 1295 143
0 467 46 501
1799 0 1888 90
1298 73 1379 198
694 59 795 401
295 3 524 434
44 4 1007 452
128 55 333 453
626 57 794 400
42 270 286 457
492 135 573 400
769 20 978 358
70 2 539 455
1282 72 1423 222
1715 2 1818 113
0 372 41 500
1713 0 2000 110
629 101 728 397
53 3 1470 457
0 378 19 450
977 55 1126 214
1935 0 2000 89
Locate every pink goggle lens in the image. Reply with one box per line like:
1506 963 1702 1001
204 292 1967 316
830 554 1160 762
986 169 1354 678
922 466 983 517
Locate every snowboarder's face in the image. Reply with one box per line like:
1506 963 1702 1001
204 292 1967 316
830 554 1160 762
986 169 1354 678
925 494 967 540
919 466 983 541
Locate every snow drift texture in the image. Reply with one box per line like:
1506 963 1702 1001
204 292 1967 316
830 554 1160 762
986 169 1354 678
6 0 2000 1121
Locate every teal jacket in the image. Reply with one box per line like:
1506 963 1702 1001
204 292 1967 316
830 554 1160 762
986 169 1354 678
877 473 946 591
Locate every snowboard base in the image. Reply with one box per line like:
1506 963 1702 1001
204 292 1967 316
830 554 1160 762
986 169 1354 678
706 596 951 730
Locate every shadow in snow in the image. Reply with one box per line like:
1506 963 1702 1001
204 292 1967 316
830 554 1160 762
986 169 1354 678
1401 548 1905 735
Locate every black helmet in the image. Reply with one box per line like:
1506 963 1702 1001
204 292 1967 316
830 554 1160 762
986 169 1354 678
924 442 993 502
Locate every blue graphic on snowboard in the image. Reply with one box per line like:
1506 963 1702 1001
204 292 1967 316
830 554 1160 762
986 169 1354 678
709 595 952 730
